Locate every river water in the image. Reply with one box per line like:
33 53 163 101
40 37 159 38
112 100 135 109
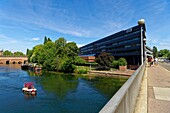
0 64 127 113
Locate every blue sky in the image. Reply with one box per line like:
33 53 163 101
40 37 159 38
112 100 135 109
0 0 170 53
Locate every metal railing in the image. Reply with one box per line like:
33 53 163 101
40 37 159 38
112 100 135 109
100 62 146 113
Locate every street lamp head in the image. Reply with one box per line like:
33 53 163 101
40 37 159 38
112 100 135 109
138 19 145 26
143 38 146 41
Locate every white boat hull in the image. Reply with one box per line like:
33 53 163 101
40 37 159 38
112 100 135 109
22 88 37 94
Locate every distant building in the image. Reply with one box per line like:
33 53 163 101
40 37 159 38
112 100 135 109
0 50 3 56
79 56 95 62
79 20 152 65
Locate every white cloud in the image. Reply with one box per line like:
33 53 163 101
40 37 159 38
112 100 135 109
10 40 17 43
77 44 85 48
67 41 84 48
32 38 40 41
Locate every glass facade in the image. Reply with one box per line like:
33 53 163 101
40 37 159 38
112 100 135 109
79 25 147 65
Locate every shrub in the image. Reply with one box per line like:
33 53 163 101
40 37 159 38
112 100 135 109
74 66 89 74
61 59 76 73
112 60 119 69
118 58 127 66
95 52 114 68
74 56 86 65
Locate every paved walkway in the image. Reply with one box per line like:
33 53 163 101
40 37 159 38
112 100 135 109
89 69 135 76
147 65 170 113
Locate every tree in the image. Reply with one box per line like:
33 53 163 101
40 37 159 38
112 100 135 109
61 59 76 73
47 38 52 42
30 44 43 63
27 49 33 62
3 50 13 56
39 41 56 69
118 58 127 66
44 36 48 44
55 37 66 48
112 60 119 69
158 49 170 57
153 46 158 58
168 53 170 60
55 37 67 57
27 36 80 72
64 42 79 59
95 52 114 68
26 49 29 55
13 51 25 56
74 56 86 65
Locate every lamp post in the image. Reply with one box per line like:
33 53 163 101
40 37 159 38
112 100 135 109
138 19 145 65
90 62 91 70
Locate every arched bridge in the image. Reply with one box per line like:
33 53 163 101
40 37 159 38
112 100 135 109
0 56 28 64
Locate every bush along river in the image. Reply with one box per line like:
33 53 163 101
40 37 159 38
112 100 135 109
0 64 128 113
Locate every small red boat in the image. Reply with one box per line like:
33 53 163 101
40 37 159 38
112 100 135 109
22 82 37 94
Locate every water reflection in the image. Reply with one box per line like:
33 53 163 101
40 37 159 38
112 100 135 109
35 71 127 100
26 70 42 76
81 76 127 98
24 93 36 100
25 70 128 100
0 64 21 69
40 72 79 99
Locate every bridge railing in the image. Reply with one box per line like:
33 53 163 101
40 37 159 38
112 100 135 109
99 62 146 113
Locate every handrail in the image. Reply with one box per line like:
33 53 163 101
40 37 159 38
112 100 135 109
100 62 146 113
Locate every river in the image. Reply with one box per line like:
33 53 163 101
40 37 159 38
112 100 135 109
0 64 127 113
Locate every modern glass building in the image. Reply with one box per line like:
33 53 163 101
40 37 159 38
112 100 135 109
79 20 149 65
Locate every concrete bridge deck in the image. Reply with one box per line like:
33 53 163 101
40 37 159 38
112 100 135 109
134 64 170 113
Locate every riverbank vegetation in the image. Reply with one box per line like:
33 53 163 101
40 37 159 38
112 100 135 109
27 37 86 73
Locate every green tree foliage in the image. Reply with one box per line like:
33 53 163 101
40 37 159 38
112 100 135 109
44 36 48 44
64 42 79 60
112 60 119 69
47 38 52 42
13 51 25 56
74 66 88 74
55 37 67 57
26 49 29 55
95 52 114 68
61 59 76 73
3 50 13 56
74 56 86 65
28 37 80 72
153 46 158 58
55 37 66 48
3 50 25 56
40 41 56 70
118 58 127 66
158 49 170 57
27 49 33 62
30 44 44 63
168 53 170 60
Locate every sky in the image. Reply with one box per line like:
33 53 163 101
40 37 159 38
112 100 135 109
0 0 170 54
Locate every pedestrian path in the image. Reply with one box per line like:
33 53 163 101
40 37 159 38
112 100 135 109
147 65 170 113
